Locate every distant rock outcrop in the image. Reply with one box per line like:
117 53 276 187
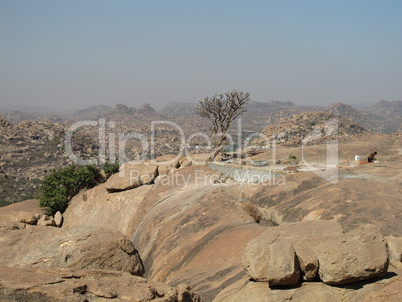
0 117 10 127
68 104 112 120
137 103 156 114
260 111 367 147
0 111 64 124
359 100 402 134
160 102 198 118
325 102 374 130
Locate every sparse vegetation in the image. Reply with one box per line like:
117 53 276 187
288 154 297 160
38 164 102 215
242 201 262 223
103 162 120 178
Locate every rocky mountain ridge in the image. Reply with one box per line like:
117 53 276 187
360 100 402 133
2 99 402 134
159 99 402 134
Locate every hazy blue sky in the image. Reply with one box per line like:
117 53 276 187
1 0 401 111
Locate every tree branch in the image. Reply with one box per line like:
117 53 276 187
195 90 250 161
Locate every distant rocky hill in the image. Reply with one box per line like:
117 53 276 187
359 100 402 133
260 111 367 147
66 104 112 120
160 102 198 118
160 100 321 133
62 104 186 160
241 101 320 131
137 103 156 114
0 118 67 206
0 111 64 125
2 99 401 134
324 103 372 130
94 103 163 123
160 99 402 134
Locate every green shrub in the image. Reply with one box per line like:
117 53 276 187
38 165 101 215
103 162 120 178
288 154 297 160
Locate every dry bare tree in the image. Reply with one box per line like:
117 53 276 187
196 89 251 161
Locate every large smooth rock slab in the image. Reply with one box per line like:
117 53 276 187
63 183 152 238
0 225 144 276
0 199 44 227
17 212 40 225
131 166 263 301
65 165 266 300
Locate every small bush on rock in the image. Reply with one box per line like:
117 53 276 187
38 165 101 215
103 162 120 178
243 202 262 223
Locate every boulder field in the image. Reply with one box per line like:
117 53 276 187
1 158 402 301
